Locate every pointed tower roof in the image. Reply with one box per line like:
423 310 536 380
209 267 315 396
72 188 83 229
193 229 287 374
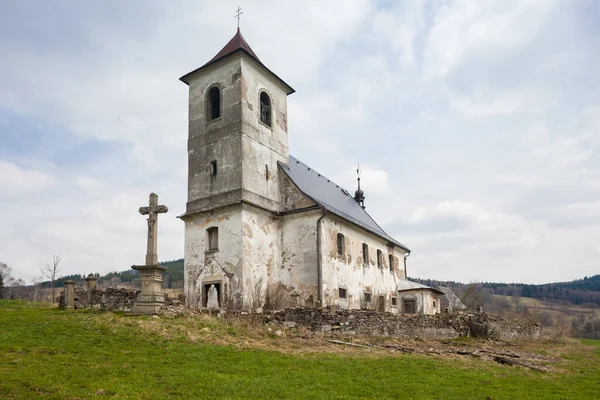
179 29 295 94
206 28 261 66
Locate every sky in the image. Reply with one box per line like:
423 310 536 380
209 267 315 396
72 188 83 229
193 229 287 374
0 0 599 285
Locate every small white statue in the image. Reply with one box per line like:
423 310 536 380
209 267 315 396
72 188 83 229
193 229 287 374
207 284 219 309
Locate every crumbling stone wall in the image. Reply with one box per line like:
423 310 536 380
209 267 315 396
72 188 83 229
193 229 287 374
260 308 541 341
59 288 185 311
59 288 137 311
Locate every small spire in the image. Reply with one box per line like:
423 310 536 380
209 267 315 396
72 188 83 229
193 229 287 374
354 162 365 209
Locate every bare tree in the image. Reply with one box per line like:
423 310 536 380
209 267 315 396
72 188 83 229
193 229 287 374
0 262 15 299
458 282 487 311
40 254 62 303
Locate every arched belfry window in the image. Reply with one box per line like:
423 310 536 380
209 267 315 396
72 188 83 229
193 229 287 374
206 86 221 121
259 91 272 126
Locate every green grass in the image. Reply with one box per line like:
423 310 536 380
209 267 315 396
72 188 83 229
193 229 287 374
0 301 599 399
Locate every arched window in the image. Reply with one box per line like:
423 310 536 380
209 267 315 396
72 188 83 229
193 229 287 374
259 91 272 126
389 254 394 272
377 250 383 268
362 243 369 265
206 86 221 121
207 227 219 251
337 233 345 257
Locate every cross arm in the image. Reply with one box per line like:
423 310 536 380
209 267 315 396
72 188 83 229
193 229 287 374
155 205 168 214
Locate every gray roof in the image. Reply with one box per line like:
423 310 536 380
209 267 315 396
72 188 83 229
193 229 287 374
279 156 409 251
438 286 468 310
397 279 444 294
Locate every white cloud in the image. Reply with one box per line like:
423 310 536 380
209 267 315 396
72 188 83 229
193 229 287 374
451 87 553 117
0 161 55 197
423 0 558 79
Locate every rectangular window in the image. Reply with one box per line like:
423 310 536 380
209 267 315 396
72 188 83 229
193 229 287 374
377 250 383 268
389 254 394 272
364 292 372 303
338 287 347 299
391 297 397 307
362 243 369 265
210 160 217 176
337 233 345 257
207 227 218 251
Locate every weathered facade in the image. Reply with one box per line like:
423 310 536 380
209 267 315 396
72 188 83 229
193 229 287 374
396 280 443 315
180 29 410 312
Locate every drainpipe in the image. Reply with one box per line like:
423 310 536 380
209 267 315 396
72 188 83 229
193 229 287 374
316 206 327 308
404 251 411 279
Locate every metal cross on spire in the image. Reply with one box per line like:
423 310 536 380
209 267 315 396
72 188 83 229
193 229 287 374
235 6 243 29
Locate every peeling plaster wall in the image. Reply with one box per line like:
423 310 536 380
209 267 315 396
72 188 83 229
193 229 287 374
279 209 321 307
241 204 281 309
320 215 407 311
280 172 317 211
186 56 245 214
239 57 290 212
183 205 243 309
397 290 441 315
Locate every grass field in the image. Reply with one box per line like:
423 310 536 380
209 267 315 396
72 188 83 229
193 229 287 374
0 301 599 399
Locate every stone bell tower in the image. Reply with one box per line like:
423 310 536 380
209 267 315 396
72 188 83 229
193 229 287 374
180 29 295 309
180 28 295 215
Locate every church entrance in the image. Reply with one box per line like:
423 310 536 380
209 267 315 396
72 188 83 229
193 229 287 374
202 282 221 308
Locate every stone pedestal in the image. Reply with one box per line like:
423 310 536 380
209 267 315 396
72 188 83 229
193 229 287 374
85 274 97 306
64 280 75 310
129 265 166 315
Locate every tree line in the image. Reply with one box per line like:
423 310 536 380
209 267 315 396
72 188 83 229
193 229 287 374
414 275 600 306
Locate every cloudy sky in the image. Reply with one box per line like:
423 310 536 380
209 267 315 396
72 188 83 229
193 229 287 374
1 0 599 284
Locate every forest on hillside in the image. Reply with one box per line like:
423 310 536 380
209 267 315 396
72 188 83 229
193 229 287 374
414 275 600 307
39 259 185 289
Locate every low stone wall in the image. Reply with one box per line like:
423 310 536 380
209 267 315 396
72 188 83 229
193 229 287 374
260 308 541 341
59 288 185 312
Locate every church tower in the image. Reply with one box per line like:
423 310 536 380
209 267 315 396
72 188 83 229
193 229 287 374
180 29 295 309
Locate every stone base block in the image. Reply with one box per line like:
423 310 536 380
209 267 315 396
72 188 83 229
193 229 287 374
129 301 164 315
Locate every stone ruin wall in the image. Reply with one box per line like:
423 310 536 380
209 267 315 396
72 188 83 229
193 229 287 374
258 308 542 341
59 288 183 312
59 288 540 341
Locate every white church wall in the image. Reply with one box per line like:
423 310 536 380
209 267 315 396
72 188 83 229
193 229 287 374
397 290 441 315
279 210 321 307
320 215 407 311
183 205 243 309
241 204 281 310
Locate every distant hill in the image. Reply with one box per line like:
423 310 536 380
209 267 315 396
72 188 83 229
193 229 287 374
47 258 185 289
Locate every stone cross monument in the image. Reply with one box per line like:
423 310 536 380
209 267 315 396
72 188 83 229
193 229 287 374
130 193 169 315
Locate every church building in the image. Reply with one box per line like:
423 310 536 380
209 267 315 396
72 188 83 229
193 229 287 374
179 29 411 312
